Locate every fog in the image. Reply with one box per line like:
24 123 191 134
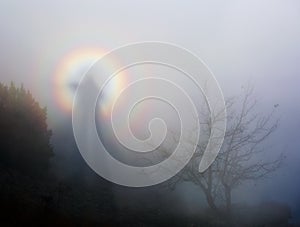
0 0 300 225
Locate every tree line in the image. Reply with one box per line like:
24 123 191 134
0 82 290 226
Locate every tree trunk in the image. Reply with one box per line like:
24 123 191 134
204 190 218 212
224 185 232 215
205 167 218 212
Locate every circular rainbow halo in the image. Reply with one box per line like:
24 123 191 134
53 47 107 114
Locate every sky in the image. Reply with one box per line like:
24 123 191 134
0 0 300 221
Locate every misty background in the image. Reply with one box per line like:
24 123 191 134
0 0 300 225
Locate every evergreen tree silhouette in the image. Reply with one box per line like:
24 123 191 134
0 82 53 177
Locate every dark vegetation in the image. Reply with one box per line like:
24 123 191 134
0 82 53 176
0 82 296 226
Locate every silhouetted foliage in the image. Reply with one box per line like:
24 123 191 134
0 82 293 226
0 82 53 177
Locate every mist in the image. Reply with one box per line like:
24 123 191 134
0 0 300 226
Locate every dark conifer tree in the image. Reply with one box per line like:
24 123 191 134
0 82 53 177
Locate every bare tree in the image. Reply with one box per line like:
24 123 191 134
165 85 284 214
